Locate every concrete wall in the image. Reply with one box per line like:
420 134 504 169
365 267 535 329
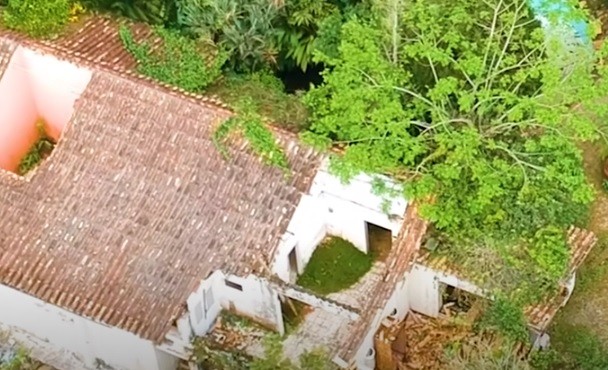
187 271 223 336
0 47 38 172
187 272 285 337
407 265 441 318
310 165 407 254
0 284 175 370
220 274 284 334
272 161 408 283
0 46 91 173
21 47 92 140
408 264 485 318
352 275 411 370
272 195 327 282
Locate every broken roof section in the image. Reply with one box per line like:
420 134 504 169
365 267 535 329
416 226 598 331
0 20 323 344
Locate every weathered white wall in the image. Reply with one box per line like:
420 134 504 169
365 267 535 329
272 195 327 282
352 275 411 370
187 271 223 336
407 265 441 317
272 161 408 282
187 272 285 337
0 284 176 370
408 264 486 318
220 274 285 334
309 162 407 254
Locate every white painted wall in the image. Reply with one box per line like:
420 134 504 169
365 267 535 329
187 271 223 336
0 284 176 370
408 264 486 318
187 272 285 337
310 163 407 254
272 195 327 282
407 265 441 318
272 161 408 282
352 275 411 370
221 274 284 335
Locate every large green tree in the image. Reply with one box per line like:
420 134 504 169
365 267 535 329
304 0 608 294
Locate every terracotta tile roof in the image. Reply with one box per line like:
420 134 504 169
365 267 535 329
416 226 598 331
336 204 429 361
0 16 227 113
0 42 323 343
526 226 597 331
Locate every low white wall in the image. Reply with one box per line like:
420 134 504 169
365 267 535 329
272 195 327 282
272 163 408 282
353 275 410 370
0 284 175 370
187 272 284 336
187 271 224 336
407 265 441 317
309 163 407 254
220 274 284 334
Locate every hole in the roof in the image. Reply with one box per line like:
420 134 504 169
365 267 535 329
0 46 92 176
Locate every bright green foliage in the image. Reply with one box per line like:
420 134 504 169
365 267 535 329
297 236 373 295
213 98 289 170
479 296 529 342
207 71 309 132
85 0 176 24
176 0 279 72
525 226 569 284
120 25 224 92
0 348 33 370
304 0 608 299
276 0 367 70
250 335 336 370
18 119 55 176
3 0 70 38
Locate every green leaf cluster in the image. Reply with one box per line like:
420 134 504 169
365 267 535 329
176 0 279 72
250 335 336 370
119 25 224 93
213 97 289 170
304 0 607 299
3 0 70 38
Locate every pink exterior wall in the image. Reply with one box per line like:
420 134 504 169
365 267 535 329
0 49 39 172
0 46 92 173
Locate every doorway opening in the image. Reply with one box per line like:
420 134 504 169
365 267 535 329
365 222 392 261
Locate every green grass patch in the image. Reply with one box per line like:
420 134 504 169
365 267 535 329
549 323 608 369
297 236 373 295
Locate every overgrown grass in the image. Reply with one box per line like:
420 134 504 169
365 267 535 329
207 71 309 132
297 236 373 295
548 323 608 369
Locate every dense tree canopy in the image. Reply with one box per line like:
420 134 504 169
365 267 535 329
304 0 608 296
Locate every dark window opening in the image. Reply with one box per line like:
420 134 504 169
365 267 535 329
439 283 478 315
225 279 243 291
365 222 392 261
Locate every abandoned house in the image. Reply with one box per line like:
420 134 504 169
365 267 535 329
0 16 598 370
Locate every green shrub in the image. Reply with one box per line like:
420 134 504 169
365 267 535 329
120 25 224 93
297 236 373 295
207 71 309 132
3 0 70 38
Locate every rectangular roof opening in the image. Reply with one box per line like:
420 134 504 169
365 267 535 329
0 46 92 176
